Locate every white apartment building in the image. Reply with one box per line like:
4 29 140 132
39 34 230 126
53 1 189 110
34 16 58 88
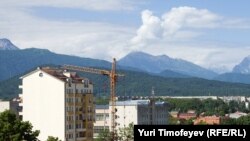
19 67 95 141
93 99 168 137
113 100 168 129
93 105 109 138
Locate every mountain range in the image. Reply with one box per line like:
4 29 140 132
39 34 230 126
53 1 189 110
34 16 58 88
1 38 250 99
118 51 217 79
1 38 250 82
0 47 111 81
118 51 250 84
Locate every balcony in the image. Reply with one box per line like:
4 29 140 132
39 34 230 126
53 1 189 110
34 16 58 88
18 94 23 98
77 137 86 140
76 128 86 132
19 102 23 107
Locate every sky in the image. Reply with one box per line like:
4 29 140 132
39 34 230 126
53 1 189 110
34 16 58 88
1 0 250 73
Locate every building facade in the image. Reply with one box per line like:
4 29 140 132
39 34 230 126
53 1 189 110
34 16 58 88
105 100 168 129
19 67 95 141
0 98 19 115
93 105 109 138
93 100 168 137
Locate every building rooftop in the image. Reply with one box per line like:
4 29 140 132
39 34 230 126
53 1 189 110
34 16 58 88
228 111 248 119
115 100 167 106
21 67 92 84
42 67 90 83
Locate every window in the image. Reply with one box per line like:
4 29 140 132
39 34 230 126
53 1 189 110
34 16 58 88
67 133 73 139
79 132 85 137
39 73 43 77
94 126 108 134
96 114 104 121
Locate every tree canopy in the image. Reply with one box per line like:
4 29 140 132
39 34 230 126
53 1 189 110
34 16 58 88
0 110 40 141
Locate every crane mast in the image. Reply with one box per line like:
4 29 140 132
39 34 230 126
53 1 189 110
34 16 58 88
62 58 123 141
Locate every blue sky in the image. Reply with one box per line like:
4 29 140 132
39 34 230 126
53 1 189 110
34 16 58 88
1 0 250 73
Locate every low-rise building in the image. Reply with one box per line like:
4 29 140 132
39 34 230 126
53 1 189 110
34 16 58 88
178 113 197 120
114 100 168 129
93 105 109 138
93 100 168 137
228 111 248 119
0 98 20 116
194 116 220 125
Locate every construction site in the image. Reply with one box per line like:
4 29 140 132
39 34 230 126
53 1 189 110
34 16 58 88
16 58 168 141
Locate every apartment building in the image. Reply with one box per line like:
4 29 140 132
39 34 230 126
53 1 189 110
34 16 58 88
19 67 95 141
93 105 109 138
114 100 168 129
93 99 168 138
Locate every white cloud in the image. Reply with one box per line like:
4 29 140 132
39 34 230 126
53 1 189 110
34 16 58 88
0 2 135 61
1 2 250 73
129 7 250 72
0 0 137 11
131 7 221 46
132 7 250 46
161 6 219 37
131 10 162 44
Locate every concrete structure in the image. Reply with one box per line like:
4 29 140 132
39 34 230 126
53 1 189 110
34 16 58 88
0 98 20 116
19 67 95 141
219 96 247 102
162 96 218 100
93 105 109 138
246 102 249 109
93 100 168 137
112 100 168 129
228 111 248 119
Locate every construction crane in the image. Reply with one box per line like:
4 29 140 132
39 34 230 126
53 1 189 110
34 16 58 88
62 58 124 141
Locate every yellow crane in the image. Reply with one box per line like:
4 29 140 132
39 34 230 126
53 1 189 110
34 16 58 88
62 58 124 141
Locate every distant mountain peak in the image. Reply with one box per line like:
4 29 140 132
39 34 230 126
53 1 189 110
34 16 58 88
0 38 19 50
233 56 250 74
118 51 217 79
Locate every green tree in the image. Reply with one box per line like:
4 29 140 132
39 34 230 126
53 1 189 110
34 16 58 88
96 123 134 141
168 116 179 125
236 115 250 125
118 123 134 141
46 136 61 141
0 110 40 141
96 129 111 141
221 118 236 125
